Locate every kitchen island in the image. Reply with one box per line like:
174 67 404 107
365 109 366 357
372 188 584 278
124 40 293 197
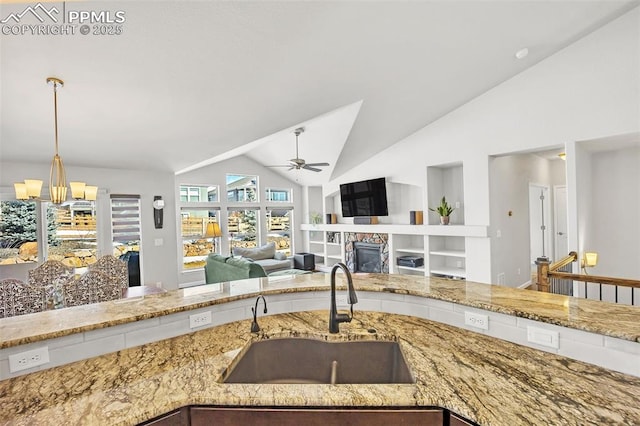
0 273 639 425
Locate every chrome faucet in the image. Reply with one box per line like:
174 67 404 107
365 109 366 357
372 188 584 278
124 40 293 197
251 295 267 333
329 262 358 333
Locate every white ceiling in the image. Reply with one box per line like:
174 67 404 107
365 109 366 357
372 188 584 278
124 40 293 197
1 1 637 186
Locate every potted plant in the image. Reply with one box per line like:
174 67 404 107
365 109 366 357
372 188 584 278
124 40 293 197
309 212 322 227
429 196 455 225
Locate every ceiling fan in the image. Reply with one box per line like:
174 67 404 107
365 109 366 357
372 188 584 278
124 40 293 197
269 127 329 172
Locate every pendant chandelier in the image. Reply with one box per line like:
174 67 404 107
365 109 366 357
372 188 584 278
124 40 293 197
14 77 97 203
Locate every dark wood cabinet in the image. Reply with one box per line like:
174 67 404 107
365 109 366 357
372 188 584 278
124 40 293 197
190 407 443 426
450 412 477 426
139 407 189 426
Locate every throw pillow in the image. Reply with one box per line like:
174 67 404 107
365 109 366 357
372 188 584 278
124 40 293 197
274 252 287 261
232 242 276 261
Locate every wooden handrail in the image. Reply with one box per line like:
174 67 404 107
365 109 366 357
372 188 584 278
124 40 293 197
548 271 640 289
549 251 578 271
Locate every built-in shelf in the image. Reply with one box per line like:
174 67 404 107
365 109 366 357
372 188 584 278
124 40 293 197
300 223 487 237
396 247 425 254
397 265 426 273
327 254 342 260
326 242 341 247
430 268 467 279
429 250 466 258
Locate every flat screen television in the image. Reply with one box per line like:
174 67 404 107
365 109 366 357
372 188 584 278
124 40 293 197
340 177 389 217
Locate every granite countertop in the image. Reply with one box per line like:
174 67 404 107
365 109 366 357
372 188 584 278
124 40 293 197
1 273 639 349
1 310 639 426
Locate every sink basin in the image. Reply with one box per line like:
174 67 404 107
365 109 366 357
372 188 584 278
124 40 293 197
223 338 415 384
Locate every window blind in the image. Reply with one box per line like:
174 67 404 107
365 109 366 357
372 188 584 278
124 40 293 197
110 194 141 243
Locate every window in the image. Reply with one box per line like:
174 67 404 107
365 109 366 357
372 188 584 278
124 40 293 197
47 200 98 268
181 208 220 269
265 188 292 203
111 195 142 285
266 208 292 256
0 200 39 264
180 185 219 203
111 195 141 256
228 208 259 252
226 174 258 202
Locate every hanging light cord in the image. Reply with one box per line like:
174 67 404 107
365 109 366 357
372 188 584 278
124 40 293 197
53 80 60 155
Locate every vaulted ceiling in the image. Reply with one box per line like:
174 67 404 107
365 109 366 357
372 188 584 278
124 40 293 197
1 1 636 186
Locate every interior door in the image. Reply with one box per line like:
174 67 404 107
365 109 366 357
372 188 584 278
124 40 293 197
554 185 568 261
529 184 551 264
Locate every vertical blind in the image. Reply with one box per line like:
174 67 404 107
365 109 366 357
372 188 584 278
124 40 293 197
110 194 141 243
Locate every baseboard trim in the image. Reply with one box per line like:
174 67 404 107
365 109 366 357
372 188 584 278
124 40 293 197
518 281 532 290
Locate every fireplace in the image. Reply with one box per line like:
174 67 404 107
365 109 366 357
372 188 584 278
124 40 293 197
344 232 389 273
354 242 383 273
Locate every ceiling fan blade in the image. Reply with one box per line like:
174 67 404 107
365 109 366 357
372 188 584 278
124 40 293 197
304 162 329 167
302 164 322 172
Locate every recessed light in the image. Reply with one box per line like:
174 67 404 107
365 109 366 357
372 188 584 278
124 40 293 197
515 47 529 60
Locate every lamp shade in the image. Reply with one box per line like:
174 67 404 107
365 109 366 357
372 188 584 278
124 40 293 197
24 179 43 198
14 183 28 200
70 182 86 199
205 222 222 238
584 252 598 267
84 186 98 201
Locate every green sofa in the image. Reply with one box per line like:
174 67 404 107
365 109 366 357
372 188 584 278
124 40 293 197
204 254 267 284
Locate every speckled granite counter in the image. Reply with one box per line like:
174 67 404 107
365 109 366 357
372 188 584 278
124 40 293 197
1 273 639 349
1 311 639 426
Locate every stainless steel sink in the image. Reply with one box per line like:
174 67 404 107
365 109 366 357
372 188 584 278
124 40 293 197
223 338 415 384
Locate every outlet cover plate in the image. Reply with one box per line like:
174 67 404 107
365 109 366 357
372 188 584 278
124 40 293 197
464 311 489 330
527 326 559 349
189 311 212 329
9 346 50 373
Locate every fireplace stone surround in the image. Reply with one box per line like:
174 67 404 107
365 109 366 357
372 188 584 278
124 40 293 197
344 232 389 273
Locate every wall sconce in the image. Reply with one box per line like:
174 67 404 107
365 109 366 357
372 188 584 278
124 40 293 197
583 252 598 268
558 152 566 161
153 196 164 229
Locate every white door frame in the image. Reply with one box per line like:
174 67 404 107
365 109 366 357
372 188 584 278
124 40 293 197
553 185 568 261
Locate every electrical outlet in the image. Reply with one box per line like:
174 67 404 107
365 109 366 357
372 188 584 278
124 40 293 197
9 346 50 373
527 326 559 349
189 311 212 329
464 311 489 330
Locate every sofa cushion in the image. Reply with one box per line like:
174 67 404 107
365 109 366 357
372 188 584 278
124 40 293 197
225 257 267 277
233 242 276 261
204 254 266 284
255 258 292 273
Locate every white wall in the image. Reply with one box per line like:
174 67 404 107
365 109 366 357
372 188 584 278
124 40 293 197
589 146 640 279
175 155 303 286
489 154 566 287
0 161 178 288
322 7 639 284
